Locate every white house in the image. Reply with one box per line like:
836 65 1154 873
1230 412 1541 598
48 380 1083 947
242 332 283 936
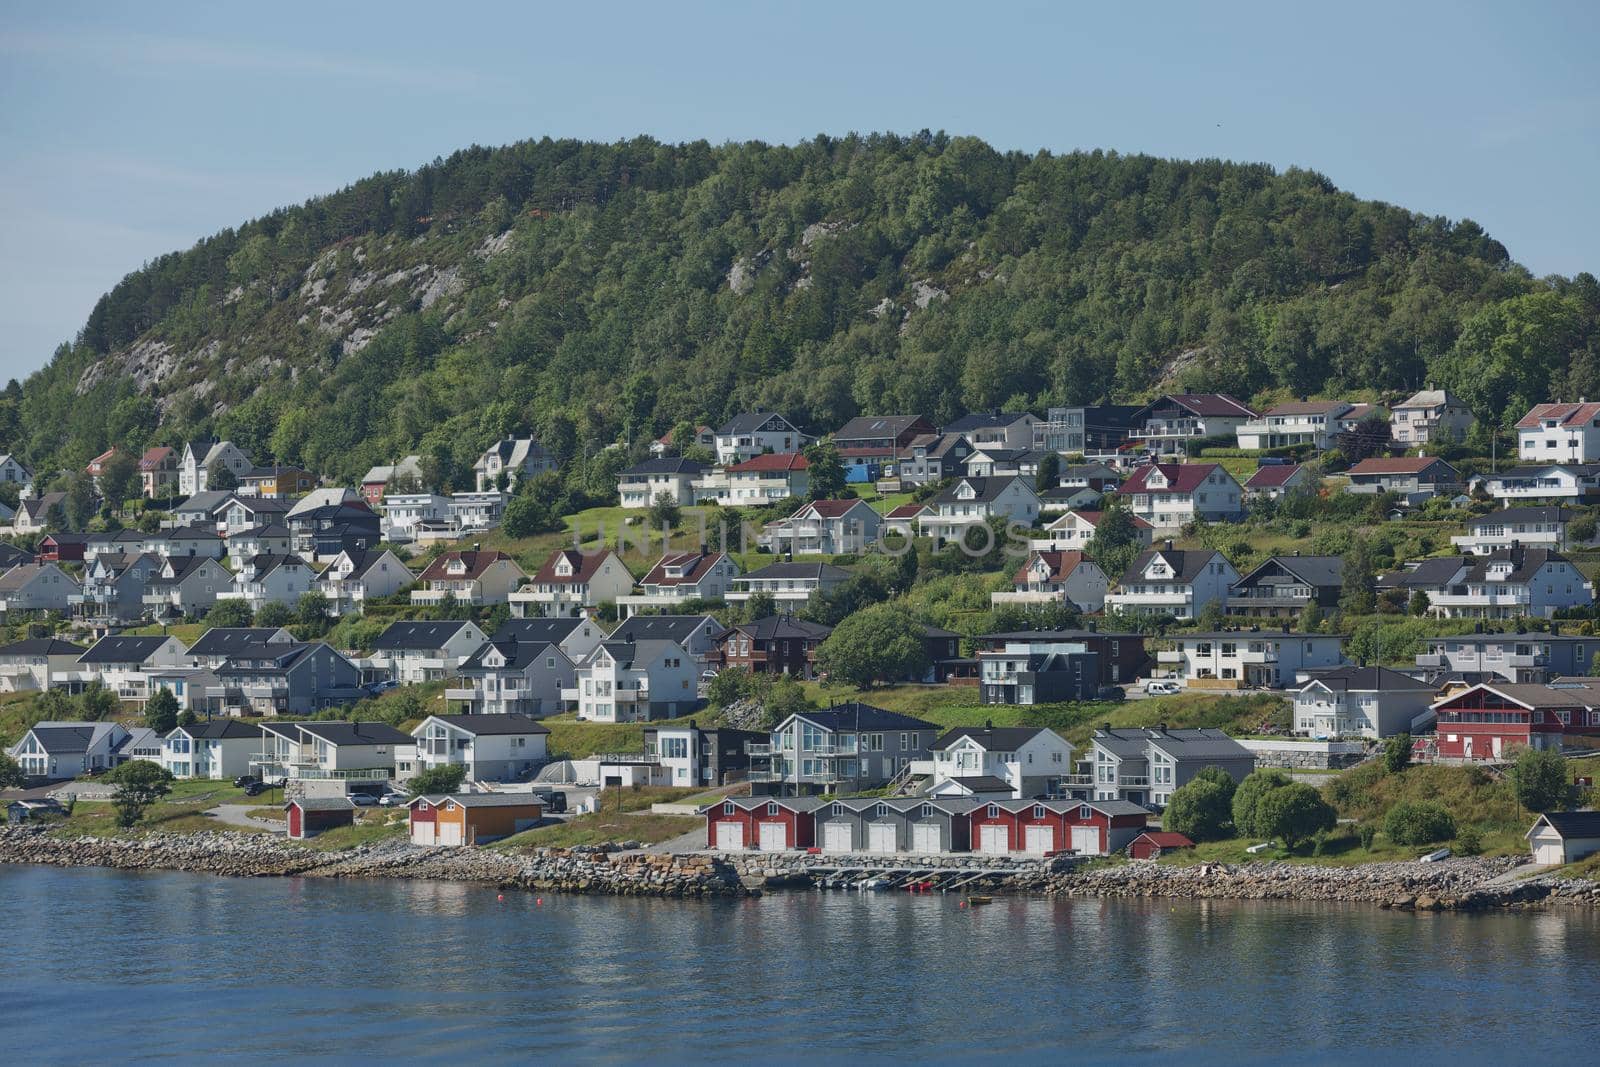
411 550 526 608
410 714 551 781
1293 666 1438 738
1379 548 1592 620
0 562 77 620
252 720 414 784
1390 388 1475 446
380 492 451 541
573 639 698 723
1158 630 1347 689
1104 546 1240 621
727 561 851 606
918 476 1042 547
225 524 295 565
447 490 508 533
1030 509 1153 552
217 554 316 612
370 620 488 684
759 499 883 555
6 721 130 779
941 412 1039 451
215 495 292 536
714 412 804 465
448 640 576 718
160 721 262 780
1088 726 1256 809
990 550 1109 614
1476 463 1600 506
1130 394 1257 451
317 548 414 617
474 436 555 491
694 452 811 505
1451 507 1588 556
618 457 708 509
925 725 1076 799
615 550 738 618
1526 812 1600 866
510 549 632 619
0 454 33 491
1113 463 1244 532
1235 401 1355 451
1242 464 1315 501
0 637 88 693
178 439 252 496
1517 402 1600 463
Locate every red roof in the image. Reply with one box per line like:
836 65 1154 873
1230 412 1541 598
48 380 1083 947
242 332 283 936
1244 464 1304 488
1158 393 1256 418
532 549 621 585
138 446 174 471
656 424 710 446
1116 463 1224 495
799 499 871 519
1347 456 1452 475
1134 831 1194 848
1516 402 1600 430
641 551 726 587
1015 550 1090 584
729 452 809 473
85 448 118 474
417 550 517 583
1068 509 1152 529
886 504 927 519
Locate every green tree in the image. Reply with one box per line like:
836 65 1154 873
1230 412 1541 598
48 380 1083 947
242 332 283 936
255 601 295 628
648 491 682 530
1340 540 1376 616
0 752 26 790
1407 590 1430 617
144 688 180 734
1383 800 1457 845
1231 768 1292 838
1083 497 1143 581
501 495 558 539
63 472 98 530
206 599 255 628
79 683 120 722
804 440 846 501
1510 746 1569 812
1567 513 1597 547
407 763 468 795
104 760 174 827
1255 781 1336 851
1382 732 1412 774
1162 776 1233 841
814 603 930 689
296 590 330 633
1035 452 1061 492
743 590 776 622
207 464 239 492
707 666 751 709
98 450 139 510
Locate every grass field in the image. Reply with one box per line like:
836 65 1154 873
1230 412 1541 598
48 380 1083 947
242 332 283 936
541 712 719 760
492 812 700 850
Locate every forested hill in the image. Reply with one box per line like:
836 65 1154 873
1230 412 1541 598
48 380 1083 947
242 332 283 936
7 133 1600 484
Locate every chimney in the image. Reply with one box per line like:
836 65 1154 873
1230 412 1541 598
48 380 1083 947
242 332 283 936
984 718 993 730
1551 621 1561 636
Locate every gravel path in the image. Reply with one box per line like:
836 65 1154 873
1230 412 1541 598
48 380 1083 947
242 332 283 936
205 804 283 829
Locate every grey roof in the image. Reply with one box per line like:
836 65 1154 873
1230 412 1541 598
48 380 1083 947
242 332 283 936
228 497 293 515
930 476 1029 505
1093 727 1252 761
1238 555 1344 589
491 617 586 644
1466 506 1579 528
1422 632 1592 647
0 564 66 592
1175 630 1346 642
1532 811 1600 838
710 796 828 814
932 726 1058 752
420 792 549 809
1300 666 1436 693
1118 548 1224 585
593 639 681 668
609 615 718 644
740 562 851 582
722 615 834 642
78 635 174 664
832 415 927 441
1470 682 1600 709
459 639 558 672
292 721 413 746
622 457 707 475
22 724 109 755
944 775 1014 794
717 411 798 434
187 628 293 658
372 620 477 651
0 543 33 568
0 638 88 657
1378 556 1464 590
419 714 551 737
175 490 235 514
792 702 936 732
979 628 1143 642
172 721 262 740
943 412 1031 432
289 797 355 812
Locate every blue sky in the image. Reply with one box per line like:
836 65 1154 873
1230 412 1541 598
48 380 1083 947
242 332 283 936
1 1 1596 381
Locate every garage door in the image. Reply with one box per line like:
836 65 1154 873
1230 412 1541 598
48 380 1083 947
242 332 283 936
715 822 745 851
867 823 897 854
759 822 788 851
1025 825 1055 855
979 824 1010 855
912 823 941 854
1071 825 1100 855
438 821 463 847
412 821 436 846
1533 841 1564 865
822 822 854 853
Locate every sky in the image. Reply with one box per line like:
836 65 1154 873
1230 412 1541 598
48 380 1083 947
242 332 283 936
1 0 1597 382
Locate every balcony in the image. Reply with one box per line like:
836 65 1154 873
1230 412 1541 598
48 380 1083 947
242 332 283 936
1056 774 1094 787
444 687 481 702
746 768 783 783
1118 776 1151 788
411 587 485 606
990 590 1065 606
745 743 773 756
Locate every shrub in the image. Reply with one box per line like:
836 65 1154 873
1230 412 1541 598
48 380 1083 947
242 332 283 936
1384 801 1457 845
1163 777 1233 841
1231 769 1291 837
1510 746 1569 812
1255 781 1337 851
1454 825 1483 856
1357 824 1377 851
1382 733 1412 774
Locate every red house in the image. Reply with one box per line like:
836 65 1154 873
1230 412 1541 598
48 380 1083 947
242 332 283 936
968 799 1148 856
1432 680 1600 761
284 797 355 839
36 533 88 563
703 797 822 851
1128 831 1195 860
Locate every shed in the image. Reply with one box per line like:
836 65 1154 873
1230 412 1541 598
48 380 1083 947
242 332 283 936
6 798 64 824
408 793 544 847
701 797 821 851
1128 830 1195 861
1525 811 1600 865
285 797 355 839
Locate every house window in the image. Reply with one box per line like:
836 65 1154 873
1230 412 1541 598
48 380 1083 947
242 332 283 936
722 802 734 815
921 804 933 818
1079 805 1091 820
876 804 888 817
766 802 778 816
832 803 843 816
1033 805 1045 818
986 805 998 818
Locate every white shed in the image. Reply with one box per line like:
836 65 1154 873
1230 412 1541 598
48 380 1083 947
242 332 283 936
1525 811 1600 865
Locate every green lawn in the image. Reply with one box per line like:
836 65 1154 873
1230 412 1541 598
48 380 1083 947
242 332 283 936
541 711 719 760
292 813 406 851
491 812 700 850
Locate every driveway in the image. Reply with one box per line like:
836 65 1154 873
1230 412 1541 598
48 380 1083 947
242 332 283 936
204 804 283 829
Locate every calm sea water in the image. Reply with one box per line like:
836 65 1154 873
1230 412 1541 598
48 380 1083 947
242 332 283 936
4 864 1598 1065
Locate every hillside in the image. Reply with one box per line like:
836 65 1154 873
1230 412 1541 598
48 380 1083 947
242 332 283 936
6 133 1600 484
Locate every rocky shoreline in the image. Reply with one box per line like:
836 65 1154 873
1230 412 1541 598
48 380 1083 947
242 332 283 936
3 826 1597 910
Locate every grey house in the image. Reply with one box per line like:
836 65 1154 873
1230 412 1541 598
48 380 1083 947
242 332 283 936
1226 555 1344 620
1413 629 1596 684
1088 726 1256 808
812 797 979 855
202 640 364 716
749 703 940 797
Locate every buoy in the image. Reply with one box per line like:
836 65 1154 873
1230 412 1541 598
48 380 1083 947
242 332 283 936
497 894 504 902
536 898 543 906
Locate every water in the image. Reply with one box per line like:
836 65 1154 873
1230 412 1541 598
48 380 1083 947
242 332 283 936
4 864 1599 1065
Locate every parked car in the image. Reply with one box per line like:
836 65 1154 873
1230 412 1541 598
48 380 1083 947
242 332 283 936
348 793 378 807
545 790 568 814
1145 680 1181 695
365 679 398 695
233 774 260 788
242 781 268 797
378 791 408 807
